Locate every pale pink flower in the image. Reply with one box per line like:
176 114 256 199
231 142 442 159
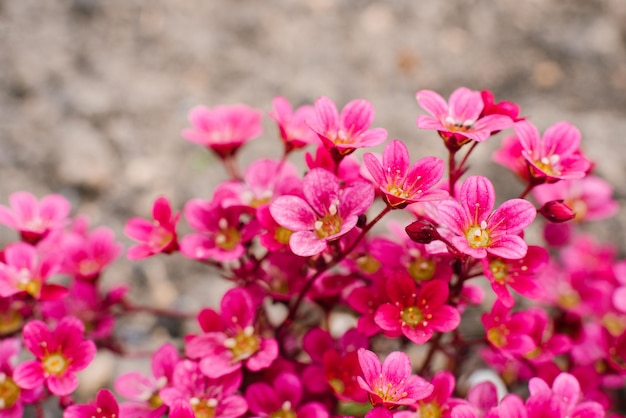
416 88 512 144
182 104 262 158
125 197 180 260
0 242 66 301
0 192 71 244
13 316 96 396
357 348 433 408
308 96 387 155
270 168 374 257
270 96 319 152
437 176 536 260
374 274 460 345
514 120 591 182
364 139 448 208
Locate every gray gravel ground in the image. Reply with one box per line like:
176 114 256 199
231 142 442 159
2 0 626 411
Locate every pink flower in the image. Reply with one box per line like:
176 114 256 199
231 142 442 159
13 316 96 396
270 97 319 152
363 140 448 208
374 274 460 345
308 96 388 155
115 343 178 416
125 197 180 260
394 371 463 418
245 372 329 418
0 242 66 301
182 104 263 158
63 389 123 418
270 168 374 256
305 144 367 185
61 226 122 281
180 197 258 262
481 245 549 307
437 176 536 260
514 120 591 182
159 360 247 418
416 88 512 145
492 134 530 181
357 348 433 408
482 301 536 356
0 192 71 244
480 90 523 122
525 373 605 418
0 338 43 418
185 288 278 378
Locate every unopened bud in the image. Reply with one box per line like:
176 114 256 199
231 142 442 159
538 200 576 223
405 219 441 244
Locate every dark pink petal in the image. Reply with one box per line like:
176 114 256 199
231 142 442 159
197 308 223 333
185 333 226 359
302 328 334 362
270 196 316 231
289 231 327 257
448 87 483 123
298 402 330 418
341 99 374 134
340 182 374 217
373 304 401 333
385 274 417 307
419 279 449 308
486 394 527 418
551 373 580 409
13 360 45 389
450 404 479 418
22 320 51 358
365 406 394 418
47 372 78 396
95 389 120 415
152 343 179 380
363 153 385 186
67 340 96 371
404 375 434 401
152 197 173 224
416 90 448 120
571 402 606 418
54 316 85 353
124 218 155 241
39 283 69 301
219 394 249 418
312 96 339 133
355 128 388 148
406 156 446 191
246 382 280 414
429 305 461 333
460 176 495 224
514 121 541 152
542 121 581 156
246 338 278 371
381 140 410 181
467 381 499 412
472 114 513 135
402 324 433 345
274 373 303 409
199 351 240 379
64 405 97 418
169 399 195 418
221 287 254 329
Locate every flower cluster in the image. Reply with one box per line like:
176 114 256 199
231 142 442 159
0 87 623 417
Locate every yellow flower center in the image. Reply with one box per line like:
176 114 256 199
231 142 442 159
487 325 509 348
489 259 508 283
408 258 435 281
270 402 297 418
149 223 174 250
401 306 424 326
0 308 23 336
43 353 69 376
466 221 490 248
419 401 443 418
274 226 293 245
190 397 217 418
314 215 342 239
225 326 261 362
215 227 241 251
0 374 20 410
533 154 561 177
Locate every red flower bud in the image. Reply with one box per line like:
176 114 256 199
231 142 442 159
405 218 441 244
538 200 576 223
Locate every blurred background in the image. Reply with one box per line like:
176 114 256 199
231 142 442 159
2 0 626 402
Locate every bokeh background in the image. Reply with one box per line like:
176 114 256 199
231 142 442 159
3 0 626 407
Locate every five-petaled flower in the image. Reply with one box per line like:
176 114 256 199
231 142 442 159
357 348 433 409
13 316 96 396
364 140 448 208
270 168 374 257
125 196 180 260
437 176 536 260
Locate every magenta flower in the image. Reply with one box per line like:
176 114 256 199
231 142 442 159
0 338 43 418
0 192 71 244
437 176 536 259
308 96 388 155
480 90 523 122
125 196 180 260
63 389 123 418
0 242 66 301
492 134 531 181
270 168 374 256
481 301 536 356
357 348 433 408
13 316 96 396
481 245 549 308
363 140 448 208
393 371 461 418
374 274 460 344
159 360 247 418
526 373 605 418
61 226 122 281
270 96 319 152
181 104 263 158
185 288 278 378
514 120 591 182
416 88 513 144
246 372 329 418
180 197 258 262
